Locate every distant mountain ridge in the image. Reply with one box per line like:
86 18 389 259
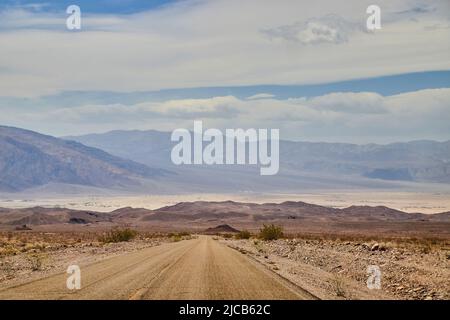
0 126 170 191
0 206 112 225
1 125 449 193
66 129 450 184
149 200 450 222
0 201 448 227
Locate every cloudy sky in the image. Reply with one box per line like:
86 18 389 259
0 0 449 143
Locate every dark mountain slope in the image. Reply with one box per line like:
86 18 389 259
0 126 169 191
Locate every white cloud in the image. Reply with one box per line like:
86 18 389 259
262 14 364 45
246 93 276 100
307 92 386 113
2 88 449 143
0 0 449 97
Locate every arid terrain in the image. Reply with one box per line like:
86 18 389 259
0 200 449 300
1 200 449 237
0 235 313 299
223 236 449 300
1 0 449 306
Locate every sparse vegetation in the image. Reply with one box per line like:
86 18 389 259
289 232 449 249
235 230 251 239
168 231 190 237
172 235 182 242
26 253 45 271
259 224 283 241
330 274 346 298
0 231 172 285
168 232 192 242
251 239 268 254
420 242 433 254
288 242 297 252
1 260 15 279
98 228 137 243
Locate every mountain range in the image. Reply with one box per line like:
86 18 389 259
66 129 450 184
0 126 170 192
1 125 449 193
1 201 449 237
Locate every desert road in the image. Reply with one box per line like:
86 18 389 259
0 236 315 300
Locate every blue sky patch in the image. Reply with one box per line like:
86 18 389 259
0 0 178 14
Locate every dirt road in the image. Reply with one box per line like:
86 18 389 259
0 236 315 300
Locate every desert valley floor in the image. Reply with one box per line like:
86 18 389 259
0 191 449 300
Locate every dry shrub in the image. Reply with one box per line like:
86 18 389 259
330 274 346 298
420 242 433 254
289 232 449 251
253 241 266 254
259 224 284 241
26 253 45 271
235 230 251 240
98 228 137 243
168 232 191 242
172 235 181 242
1 260 15 279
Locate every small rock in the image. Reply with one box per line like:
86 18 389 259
371 243 380 251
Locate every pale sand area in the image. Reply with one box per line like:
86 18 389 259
0 191 450 214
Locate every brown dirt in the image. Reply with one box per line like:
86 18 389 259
223 237 450 300
0 236 313 300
